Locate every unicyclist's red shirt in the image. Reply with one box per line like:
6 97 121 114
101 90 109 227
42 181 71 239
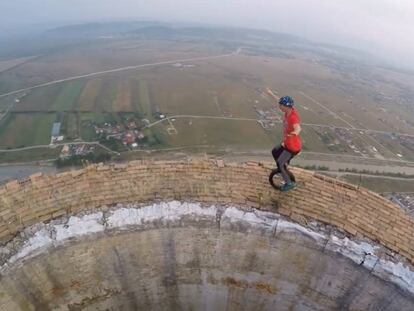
283 108 302 153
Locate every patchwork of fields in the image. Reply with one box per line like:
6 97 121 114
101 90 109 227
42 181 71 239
0 113 55 147
0 39 413 165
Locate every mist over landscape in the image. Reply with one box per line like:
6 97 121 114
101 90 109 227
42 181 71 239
1 0 414 69
2 2 414 310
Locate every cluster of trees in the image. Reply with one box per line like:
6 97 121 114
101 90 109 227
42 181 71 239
296 165 330 171
295 165 414 179
55 152 111 168
99 137 127 152
338 168 414 178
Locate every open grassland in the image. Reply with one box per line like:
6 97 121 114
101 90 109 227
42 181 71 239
0 38 413 164
210 55 414 135
122 63 262 119
149 118 273 150
96 79 118 112
78 79 103 111
297 79 414 136
0 56 36 73
137 79 152 118
300 127 335 153
340 175 414 193
51 80 84 111
112 79 133 111
12 80 84 112
0 113 55 148
0 147 61 163
55 112 80 141
0 96 14 112
66 113 79 140
368 133 414 161
0 39 222 94
13 84 62 111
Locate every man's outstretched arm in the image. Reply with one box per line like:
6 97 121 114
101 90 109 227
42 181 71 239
266 87 279 101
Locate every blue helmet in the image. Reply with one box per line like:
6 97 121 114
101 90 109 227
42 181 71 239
279 96 294 107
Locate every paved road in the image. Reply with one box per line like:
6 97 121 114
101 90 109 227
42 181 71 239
2 113 414 166
300 122 414 138
316 170 414 181
144 114 414 139
0 141 120 155
0 50 239 99
1 46 414 165
299 91 356 129
300 151 414 165
144 114 259 129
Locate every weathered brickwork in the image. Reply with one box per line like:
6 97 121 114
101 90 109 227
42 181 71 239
0 159 413 263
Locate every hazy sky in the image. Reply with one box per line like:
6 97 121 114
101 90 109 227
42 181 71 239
1 0 414 67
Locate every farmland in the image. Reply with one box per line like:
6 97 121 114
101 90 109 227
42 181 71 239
0 113 55 147
0 23 413 179
0 56 37 73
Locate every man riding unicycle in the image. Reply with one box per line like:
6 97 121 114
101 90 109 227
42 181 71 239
267 88 302 191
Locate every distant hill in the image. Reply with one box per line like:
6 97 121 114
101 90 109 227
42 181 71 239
45 21 167 38
45 22 307 45
1 21 375 68
46 22 373 63
129 25 304 42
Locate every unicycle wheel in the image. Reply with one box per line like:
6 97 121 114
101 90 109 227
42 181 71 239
269 169 281 190
269 168 296 190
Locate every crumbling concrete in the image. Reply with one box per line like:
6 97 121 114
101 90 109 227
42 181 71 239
0 201 413 310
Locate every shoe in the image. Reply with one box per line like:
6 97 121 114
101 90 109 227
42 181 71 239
280 182 296 192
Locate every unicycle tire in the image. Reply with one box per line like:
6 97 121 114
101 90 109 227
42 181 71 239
269 169 281 190
269 168 296 190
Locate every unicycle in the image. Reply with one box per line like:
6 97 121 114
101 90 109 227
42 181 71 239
269 167 296 190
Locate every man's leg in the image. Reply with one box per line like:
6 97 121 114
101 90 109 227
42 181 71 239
286 165 296 183
271 145 284 164
285 152 298 182
276 149 294 184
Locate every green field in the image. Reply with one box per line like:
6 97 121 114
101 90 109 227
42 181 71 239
148 118 274 150
55 112 79 141
369 134 414 161
300 127 333 153
0 96 14 111
51 81 84 111
97 79 118 112
138 79 152 119
0 31 413 166
0 113 56 148
67 113 79 140
143 127 167 147
0 147 61 163
13 84 62 111
340 175 414 193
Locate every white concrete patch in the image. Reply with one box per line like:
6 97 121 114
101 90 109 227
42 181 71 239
277 220 326 243
373 260 414 294
2 201 414 295
222 207 277 229
326 236 380 269
107 201 216 228
9 229 53 263
55 212 105 241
